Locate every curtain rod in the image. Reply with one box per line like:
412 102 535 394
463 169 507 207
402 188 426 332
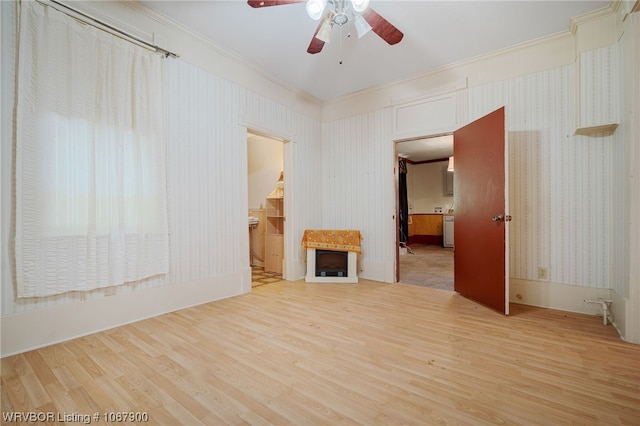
36 0 180 59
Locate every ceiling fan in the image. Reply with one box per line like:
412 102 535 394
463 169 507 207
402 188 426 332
247 0 404 54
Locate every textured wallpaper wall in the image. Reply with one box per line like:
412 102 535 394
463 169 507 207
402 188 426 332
468 45 621 292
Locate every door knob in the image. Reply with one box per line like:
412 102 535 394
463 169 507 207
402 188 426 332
491 214 504 222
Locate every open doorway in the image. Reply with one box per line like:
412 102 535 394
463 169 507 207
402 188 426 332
247 129 285 288
395 135 455 291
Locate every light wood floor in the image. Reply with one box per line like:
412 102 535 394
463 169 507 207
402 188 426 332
2 280 639 425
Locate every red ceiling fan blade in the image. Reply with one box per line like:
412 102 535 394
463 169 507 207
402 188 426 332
247 0 306 8
362 8 404 45
307 19 326 54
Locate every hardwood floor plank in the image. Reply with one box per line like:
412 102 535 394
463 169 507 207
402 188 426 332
44 382 80 414
160 400 206 425
2 279 639 425
1 354 32 379
67 385 102 415
37 344 76 371
59 358 100 387
51 365 81 391
94 376 140 412
1 374 29 412
23 351 57 387
19 372 51 408
113 373 168 410
78 377 123 414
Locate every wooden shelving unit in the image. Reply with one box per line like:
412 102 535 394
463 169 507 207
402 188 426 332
264 188 284 274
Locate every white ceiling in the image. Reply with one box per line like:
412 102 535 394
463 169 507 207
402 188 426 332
138 0 609 162
397 135 454 163
139 0 609 102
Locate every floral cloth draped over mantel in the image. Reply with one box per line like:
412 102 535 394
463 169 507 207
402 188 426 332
302 230 363 253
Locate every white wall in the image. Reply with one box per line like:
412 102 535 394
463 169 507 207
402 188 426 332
321 110 396 282
1 0 323 356
468 63 614 290
320 5 639 343
1 0 18 320
407 161 454 214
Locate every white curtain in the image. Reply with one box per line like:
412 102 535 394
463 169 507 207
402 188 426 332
15 1 169 297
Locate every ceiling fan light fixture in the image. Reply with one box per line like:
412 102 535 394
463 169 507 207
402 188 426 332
353 14 372 38
306 0 327 20
334 12 348 26
316 17 334 43
350 0 370 13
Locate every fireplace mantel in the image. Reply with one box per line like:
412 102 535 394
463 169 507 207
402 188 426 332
302 230 361 283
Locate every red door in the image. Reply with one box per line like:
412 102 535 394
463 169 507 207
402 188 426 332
453 107 509 314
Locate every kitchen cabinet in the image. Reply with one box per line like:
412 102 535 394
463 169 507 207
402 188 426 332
408 213 443 245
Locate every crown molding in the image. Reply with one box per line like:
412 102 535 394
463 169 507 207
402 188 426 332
123 1 322 106
624 0 640 19
570 3 617 34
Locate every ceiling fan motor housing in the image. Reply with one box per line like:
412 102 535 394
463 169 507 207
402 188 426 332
334 12 348 25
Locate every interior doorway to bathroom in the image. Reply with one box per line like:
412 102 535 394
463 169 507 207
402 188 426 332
247 129 286 288
395 135 455 291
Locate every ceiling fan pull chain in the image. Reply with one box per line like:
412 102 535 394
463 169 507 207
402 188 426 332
339 24 344 64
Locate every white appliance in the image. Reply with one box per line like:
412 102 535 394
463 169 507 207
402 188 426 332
443 215 454 248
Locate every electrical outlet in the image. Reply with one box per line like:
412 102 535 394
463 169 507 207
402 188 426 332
434 206 443 213
537 267 548 280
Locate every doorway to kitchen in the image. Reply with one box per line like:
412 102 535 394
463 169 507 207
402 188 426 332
395 135 454 291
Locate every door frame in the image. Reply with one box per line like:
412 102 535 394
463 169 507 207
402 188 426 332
244 125 291 280
394 133 454 283
393 109 509 315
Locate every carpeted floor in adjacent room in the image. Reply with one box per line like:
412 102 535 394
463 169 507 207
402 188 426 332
399 243 454 291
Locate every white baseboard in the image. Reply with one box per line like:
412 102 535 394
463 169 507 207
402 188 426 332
358 259 394 283
4 275 627 357
1 271 249 357
509 278 635 342
287 257 307 282
510 278 613 316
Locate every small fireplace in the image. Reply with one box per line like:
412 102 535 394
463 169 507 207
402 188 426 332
315 250 348 277
303 229 361 283
305 248 358 283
